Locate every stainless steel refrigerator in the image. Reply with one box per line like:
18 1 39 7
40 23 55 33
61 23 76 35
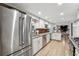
0 5 32 56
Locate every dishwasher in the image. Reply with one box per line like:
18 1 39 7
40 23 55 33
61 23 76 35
42 35 47 47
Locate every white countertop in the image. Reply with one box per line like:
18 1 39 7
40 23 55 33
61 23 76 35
32 32 61 39
32 32 51 39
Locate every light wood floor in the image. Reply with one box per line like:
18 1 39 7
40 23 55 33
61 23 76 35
35 36 73 56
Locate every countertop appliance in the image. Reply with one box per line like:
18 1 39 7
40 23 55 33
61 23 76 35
0 5 32 56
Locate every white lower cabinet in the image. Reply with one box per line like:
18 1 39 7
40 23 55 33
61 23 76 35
32 34 50 55
51 33 61 40
32 38 39 55
32 37 42 55
75 48 79 56
46 34 50 43
38 37 42 50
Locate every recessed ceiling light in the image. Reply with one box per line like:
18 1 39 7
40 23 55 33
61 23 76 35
38 11 42 15
60 12 64 15
57 3 63 6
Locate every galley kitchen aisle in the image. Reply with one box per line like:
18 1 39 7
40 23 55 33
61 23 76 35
0 3 79 56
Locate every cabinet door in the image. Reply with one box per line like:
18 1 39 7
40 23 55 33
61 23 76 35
46 34 50 43
51 33 55 40
55 33 61 40
32 38 39 55
38 37 43 50
75 49 79 56
73 25 79 37
51 33 61 40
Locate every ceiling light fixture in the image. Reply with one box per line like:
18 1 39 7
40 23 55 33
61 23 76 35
38 11 42 15
57 3 63 6
60 12 64 15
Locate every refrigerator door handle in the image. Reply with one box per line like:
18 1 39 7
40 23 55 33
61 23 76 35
19 17 23 46
22 17 25 45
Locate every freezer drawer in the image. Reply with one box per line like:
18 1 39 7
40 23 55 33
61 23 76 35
10 46 32 56
19 48 32 56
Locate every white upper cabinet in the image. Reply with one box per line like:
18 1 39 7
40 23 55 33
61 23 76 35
39 19 45 28
73 21 79 37
77 10 79 19
31 18 46 29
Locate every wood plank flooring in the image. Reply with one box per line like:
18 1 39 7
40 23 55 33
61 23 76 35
35 36 73 56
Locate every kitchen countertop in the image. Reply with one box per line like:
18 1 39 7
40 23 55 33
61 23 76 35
32 32 62 39
32 32 51 39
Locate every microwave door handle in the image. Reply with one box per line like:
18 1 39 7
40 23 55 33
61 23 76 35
19 17 23 46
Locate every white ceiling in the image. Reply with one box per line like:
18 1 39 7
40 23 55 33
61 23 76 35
6 3 79 25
